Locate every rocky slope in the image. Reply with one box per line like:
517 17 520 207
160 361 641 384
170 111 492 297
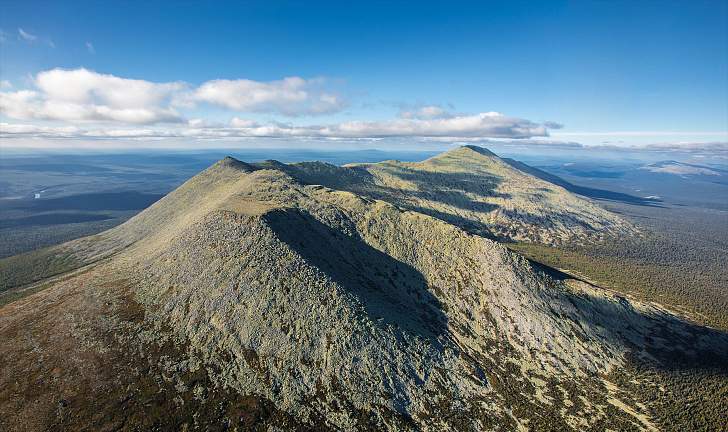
266 145 638 244
0 148 725 431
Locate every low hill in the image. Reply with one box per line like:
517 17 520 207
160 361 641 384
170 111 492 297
641 160 727 178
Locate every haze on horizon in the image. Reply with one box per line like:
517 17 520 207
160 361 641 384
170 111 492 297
0 0 726 153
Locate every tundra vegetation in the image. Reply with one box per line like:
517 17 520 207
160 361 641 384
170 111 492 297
0 146 725 431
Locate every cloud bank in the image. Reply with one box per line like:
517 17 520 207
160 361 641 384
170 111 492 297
0 68 561 143
0 68 345 123
0 111 549 140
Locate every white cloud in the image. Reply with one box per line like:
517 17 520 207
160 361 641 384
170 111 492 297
34 68 183 109
0 80 12 89
0 90 42 119
223 112 548 139
0 68 347 123
17 28 37 42
193 77 345 116
327 112 547 138
0 68 561 143
0 68 186 124
0 111 553 141
86 42 95 54
230 117 260 128
0 122 80 137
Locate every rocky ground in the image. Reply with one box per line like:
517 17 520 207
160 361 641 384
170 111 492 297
0 147 725 431
269 145 638 244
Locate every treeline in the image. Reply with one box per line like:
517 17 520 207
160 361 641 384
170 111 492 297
509 225 728 332
508 219 728 431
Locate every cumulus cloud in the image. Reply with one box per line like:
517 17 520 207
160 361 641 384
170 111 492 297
34 69 183 109
0 68 347 123
0 68 560 143
0 68 186 124
0 80 12 89
192 77 345 116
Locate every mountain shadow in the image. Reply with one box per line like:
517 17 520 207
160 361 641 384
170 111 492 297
525 260 728 375
263 208 449 348
268 161 503 236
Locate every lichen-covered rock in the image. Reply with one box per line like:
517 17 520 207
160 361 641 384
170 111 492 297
278 145 638 245
95 154 714 430
1 148 723 431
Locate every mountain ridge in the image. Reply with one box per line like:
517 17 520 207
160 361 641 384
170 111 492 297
0 146 725 431
281 145 639 243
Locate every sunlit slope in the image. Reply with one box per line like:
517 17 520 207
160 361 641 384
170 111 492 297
0 146 634 293
276 145 637 244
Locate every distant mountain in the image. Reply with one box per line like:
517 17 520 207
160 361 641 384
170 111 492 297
641 160 726 177
0 147 725 431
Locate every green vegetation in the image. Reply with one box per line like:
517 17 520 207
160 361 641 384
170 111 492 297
0 246 82 293
508 236 728 331
609 352 728 432
508 222 728 431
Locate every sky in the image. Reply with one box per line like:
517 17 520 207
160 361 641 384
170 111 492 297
0 0 726 151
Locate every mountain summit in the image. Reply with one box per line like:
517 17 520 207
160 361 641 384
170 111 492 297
0 147 724 431
270 145 638 244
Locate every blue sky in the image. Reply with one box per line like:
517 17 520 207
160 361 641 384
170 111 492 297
0 0 726 150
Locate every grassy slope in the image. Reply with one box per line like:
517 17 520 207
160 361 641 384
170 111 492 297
292 146 637 245
0 246 82 293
